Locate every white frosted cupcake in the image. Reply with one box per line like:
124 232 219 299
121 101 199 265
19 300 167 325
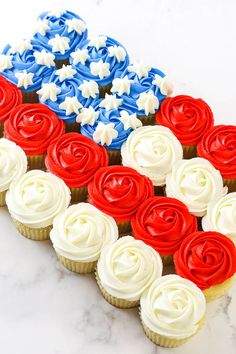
50 203 119 273
121 126 183 187
0 138 27 206
202 192 236 244
140 275 206 347
166 158 227 217
6 170 71 240
96 235 163 308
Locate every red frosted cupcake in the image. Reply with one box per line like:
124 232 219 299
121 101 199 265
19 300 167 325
45 132 109 202
198 125 236 192
4 103 65 169
88 165 154 235
156 95 214 158
131 196 197 264
0 76 22 136
174 231 236 302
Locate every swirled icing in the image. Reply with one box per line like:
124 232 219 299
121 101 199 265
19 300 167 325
0 76 22 123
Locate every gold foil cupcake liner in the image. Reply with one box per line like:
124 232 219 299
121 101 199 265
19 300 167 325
107 149 121 165
117 220 131 236
0 190 7 207
138 114 156 126
55 58 69 69
183 144 197 159
99 83 112 98
13 219 52 241
57 254 97 274
22 91 39 104
223 177 236 193
203 275 236 302
27 154 45 170
65 122 80 133
70 186 88 203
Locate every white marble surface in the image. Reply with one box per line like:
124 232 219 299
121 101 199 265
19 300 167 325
0 0 236 353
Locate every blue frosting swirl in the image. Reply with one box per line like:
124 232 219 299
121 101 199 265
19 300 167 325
32 10 88 60
69 36 129 87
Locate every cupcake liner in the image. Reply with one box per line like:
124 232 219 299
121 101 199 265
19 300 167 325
203 275 236 302
154 185 165 196
117 220 131 236
0 121 4 137
22 91 39 104
13 219 52 241
96 270 139 308
223 177 236 193
57 254 97 274
65 122 80 133
55 58 70 69
27 154 45 170
137 114 156 126
70 186 88 203
0 190 7 207
107 149 121 165
99 83 112 98
182 144 197 159
161 255 173 266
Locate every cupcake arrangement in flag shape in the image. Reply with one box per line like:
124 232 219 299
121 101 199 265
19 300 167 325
0 8 236 349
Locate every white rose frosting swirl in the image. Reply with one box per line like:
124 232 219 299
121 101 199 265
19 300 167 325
121 126 183 186
0 138 27 192
202 192 236 244
50 203 119 262
140 274 206 339
6 170 71 228
166 158 227 216
97 236 163 301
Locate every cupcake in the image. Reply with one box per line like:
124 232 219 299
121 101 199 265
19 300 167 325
50 203 118 273
0 76 22 136
156 95 214 158
131 196 197 265
69 35 129 96
37 64 99 132
111 62 173 124
6 170 71 241
198 125 236 191
32 9 88 68
121 125 183 191
166 158 228 217
96 236 163 308
4 103 65 169
88 165 154 235
80 95 142 164
174 231 236 301
0 39 55 102
202 192 236 245
45 132 109 202
140 275 206 347
0 138 27 206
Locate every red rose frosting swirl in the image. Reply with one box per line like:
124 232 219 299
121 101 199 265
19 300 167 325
131 197 197 255
174 231 236 290
4 104 65 155
197 125 236 179
88 166 154 222
45 133 109 188
0 76 22 123
156 95 214 146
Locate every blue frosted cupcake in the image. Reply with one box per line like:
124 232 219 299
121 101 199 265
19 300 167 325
37 64 99 132
80 93 142 164
111 62 173 125
69 35 129 97
0 39 55 103
32 9 88 68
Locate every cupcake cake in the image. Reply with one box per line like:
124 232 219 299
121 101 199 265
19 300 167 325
32 9 88 68
45 132 109 202
131 196 197 264
0 138 27 206
174 231 236 301
50 203 118 273
69 35 129 96
88 165 154 235
111 62 173 124
156 95 214 158
96 236 163 308
166 157 228 217
198 125 236 192
4 103 65 169
140 275 206 347
6 170 71 241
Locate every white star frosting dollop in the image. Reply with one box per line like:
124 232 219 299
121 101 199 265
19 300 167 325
111 75 132 95
10 39 32 56
15 70 34 89
152 74 174 96
128 61 151 79
48 34 70 54
55 64 77 82
78 80 99 98
76 107 99 126
37 83 61 102
90 60 110 79
99 94 123 111
136 90 159 115
65 18 86 34
48 9 66 18
88 35 107 50
0 55 13 72
70 49 89 65
34 19 50 36
59 96 83 115
108 45 126 62
119 110 142 130
33 49 55 67
93 122 118 146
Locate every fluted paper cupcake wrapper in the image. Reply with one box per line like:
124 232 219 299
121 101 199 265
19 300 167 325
57 254 97 274
0 190 7 207
117 220 131 236
99 83 112 98
0 121 4 137
65 122 80 133
95 270 139 308
27 154 45 170
203 275 236 302
13 219 52 241
70 186 88 203
137 114 156 126
223 177 236 193
55 58 69 69
182 144 197 159
22 90 39 104
107 149 121 165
